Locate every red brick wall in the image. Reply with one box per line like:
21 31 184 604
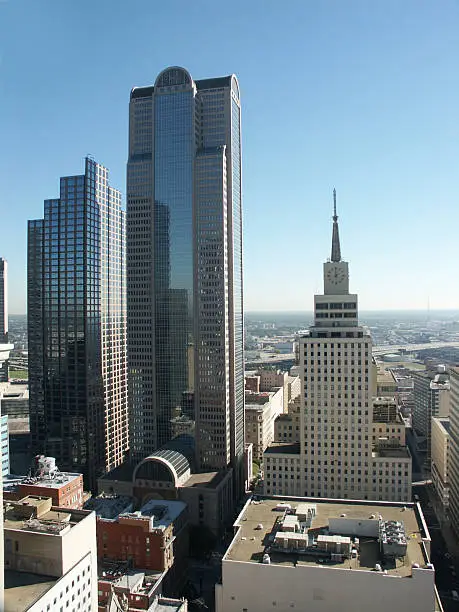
97 520 166 571
16 475 84 509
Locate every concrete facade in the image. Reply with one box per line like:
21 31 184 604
3 496 97 611
245 387 284 461
412 366 450 460
431 417 450 508
263 202 412 503
274 397 301 443
448 367 459 537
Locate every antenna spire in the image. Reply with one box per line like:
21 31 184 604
331 188 341 262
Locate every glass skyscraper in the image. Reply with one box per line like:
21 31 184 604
127 67 244 491
28 158 128 491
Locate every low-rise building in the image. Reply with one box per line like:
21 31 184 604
274 397 300 443
431 417 450 508
215 496 442 612
245 387 284 462
372 397 406 448
98 454 235 537
0 381 29 419
376 369 398 397
4 455 84 509
3 494 97 611
97 564 187 611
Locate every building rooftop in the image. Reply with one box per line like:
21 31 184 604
225 496 430 579
264 442 300 455
84 494 133 519
0 380 29 398
118 499 186 529
183 469 230 489
3 469 81 493
434 417 451 434
4 570 56 612
373 447 411 459
245 391 274 408
3 496 92 536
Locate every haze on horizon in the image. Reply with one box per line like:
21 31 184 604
1 1 458 314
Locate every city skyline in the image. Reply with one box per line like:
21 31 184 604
1 1 458 313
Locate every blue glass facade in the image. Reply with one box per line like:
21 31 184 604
28 159 128 490
127 68 244 493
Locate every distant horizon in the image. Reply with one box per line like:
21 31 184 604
8 307 459 317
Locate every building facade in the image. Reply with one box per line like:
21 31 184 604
28 158 128 490
127 67 244 493
245 387 284 461
412 366 450 459
0 258 9 381
431 416 450 509
264 193 411 502
3 495 98 611
448 367 459 537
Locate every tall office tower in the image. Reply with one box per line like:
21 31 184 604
264 193 411 502
299 190 373 499
28 158 128 490
0 258 8 381
448 367 459 537
127 67 244 488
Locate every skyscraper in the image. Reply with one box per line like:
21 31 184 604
127 67 244 488
28 158 128 490
264 192 411 502
0 258 9 381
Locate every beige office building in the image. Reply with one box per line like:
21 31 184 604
431 416 450 508
245 387 284 461
264 194 411 502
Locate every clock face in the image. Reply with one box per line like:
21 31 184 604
326 266 346 285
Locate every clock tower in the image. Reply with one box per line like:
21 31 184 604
315 189 357 327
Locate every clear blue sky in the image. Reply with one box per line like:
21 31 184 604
1 0 458 313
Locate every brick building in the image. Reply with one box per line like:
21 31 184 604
3 455 84 508
86 496 189 595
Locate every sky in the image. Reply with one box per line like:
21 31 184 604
0 0 458 314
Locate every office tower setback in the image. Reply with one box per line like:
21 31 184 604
264 192 411 502
28 158 128 490
0 258 9 381
448 367 459 538
127 67 244 489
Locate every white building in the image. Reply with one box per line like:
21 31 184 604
245 387 284 462
3 495 97 611
431 417 450 508
215 496 442 612
263 193 411 502
412 365 450 459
